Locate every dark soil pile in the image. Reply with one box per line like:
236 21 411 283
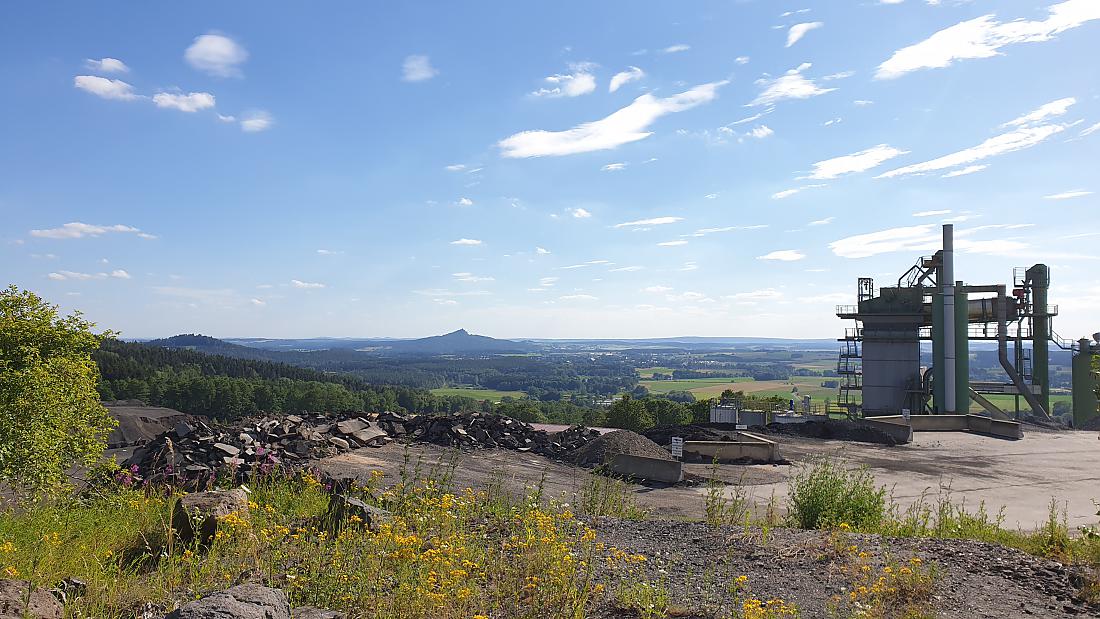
567 430 673 466
644 424 743 445
758 419 901 445
1080 415 1100 431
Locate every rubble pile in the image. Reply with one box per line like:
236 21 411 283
123 410 601 483
404 411 600 458
124 411 406 484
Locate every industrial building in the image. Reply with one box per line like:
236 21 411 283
835 224 1099 428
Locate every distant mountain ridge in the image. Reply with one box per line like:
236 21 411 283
152 329 538 357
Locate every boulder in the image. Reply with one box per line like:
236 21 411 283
0 580 63 619
292 608 345 619
324 494 391 532
171 488 249 546
166 584 290 619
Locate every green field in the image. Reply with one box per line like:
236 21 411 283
430 387 524 402
635 367 678 379
970 393 1073 415
640 376 839 401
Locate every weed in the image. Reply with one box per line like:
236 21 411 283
786 457 886 531
704 462 750 527
576 472 647 520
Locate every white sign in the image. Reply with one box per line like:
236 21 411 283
670 436 684 458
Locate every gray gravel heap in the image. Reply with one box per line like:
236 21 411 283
567 430 674 467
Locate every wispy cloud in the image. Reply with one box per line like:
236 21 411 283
153 91 215 112
786 22 823 47
402 55 438 82
661 44 690 53
569 208 592 219
808 217 835 226
85 58 129 73
728 288 783 301
291 279 325 289
758 250 805 261
830 224 1032 258
499 81 725 157
614 216 683 228
532 62 597 98
47 270 131 281
316 249 344 255
536 247 551 255
806 144 909 180
1080 122 1100 137
642 285 672 293
657 240 688 247
942 164 988 178
185 33 248 77
751 63 835 106
609 66 644 92
913 209 952 217
601 163 627 172
746 125 774 139
876 0 1100 79
1044 190 1092 200
450 238 483 246
453 272 495 282
559 294 598 301
609 265 643 272
1002 97 1076 127
771 184 825 199
240 110 274 132
30 222 152 240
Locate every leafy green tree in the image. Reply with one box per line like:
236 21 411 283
605 395 655 432
0 286 116 494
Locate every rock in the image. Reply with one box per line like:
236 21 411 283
328 436 350 450
335 419 368 435
324 494 391 531
166 584 290 619
171 488 249 546
0 580 63 619
292 608 345 619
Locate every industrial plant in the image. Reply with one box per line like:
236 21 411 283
835 223 1099 429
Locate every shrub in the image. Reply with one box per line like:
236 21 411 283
786 457 886 531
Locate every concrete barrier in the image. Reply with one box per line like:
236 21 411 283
682 432 781 463
880 414 1022 440
858 417 914 444
608 453 683 483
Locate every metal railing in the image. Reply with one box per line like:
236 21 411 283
836 304 859 316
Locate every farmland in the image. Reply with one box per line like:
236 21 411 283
429 386 525 402
640 375 839 401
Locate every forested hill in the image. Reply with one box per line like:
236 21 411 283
93 339 482 420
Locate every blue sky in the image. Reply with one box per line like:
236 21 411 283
2 0 1098 339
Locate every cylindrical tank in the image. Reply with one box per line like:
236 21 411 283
966 297 1019 323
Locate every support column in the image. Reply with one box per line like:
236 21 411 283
942 225 957 413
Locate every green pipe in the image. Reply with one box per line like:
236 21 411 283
1072 339 1099 427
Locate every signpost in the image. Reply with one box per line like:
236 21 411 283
670 436 684 459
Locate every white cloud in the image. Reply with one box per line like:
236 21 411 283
615 216 683 228
185 33 248 77
609 265 643 272
661 44 690 53
453 272 495 282
1002 97 1076 128
217 114 236 123
85 58 129 73
854 99 874 106
316 249 344 255
457 197 474 206
1044 190 1092 200
601 163 627 172
30 222 147 239
823 117 843 127
758 250 805 261
73 76 138 100
657 240 688 247
532 62 597 98
831 225 938 258
48 271 102 281
942 164 988 177
771 185 825 199
913 209 952 217
751 63 835 106
499 81 725 157
539 277 559 287
747 125 774 139
569 208 592 219
450 238 483 246
110 269 131 279
1080 122 1100 137
559 294 598 301
808 217 834 226
686 225 768 237
609 66 644 92
642 285 672 293
153 91 216 113
786 22 823 47
735 56 750 65
806 144 908 179
291 279 325 289
876 0 1100 79
877 123 1066 178
240 110 273 132
251 298 265 306
680 262 698 271
536 247 551 255
402 55 438 82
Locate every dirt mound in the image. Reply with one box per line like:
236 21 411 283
567 430 673 466
644 424 743 445
759 419 901 445
1080 415 1100 431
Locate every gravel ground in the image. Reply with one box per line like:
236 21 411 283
567 430 674 467
589 518 1100 618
